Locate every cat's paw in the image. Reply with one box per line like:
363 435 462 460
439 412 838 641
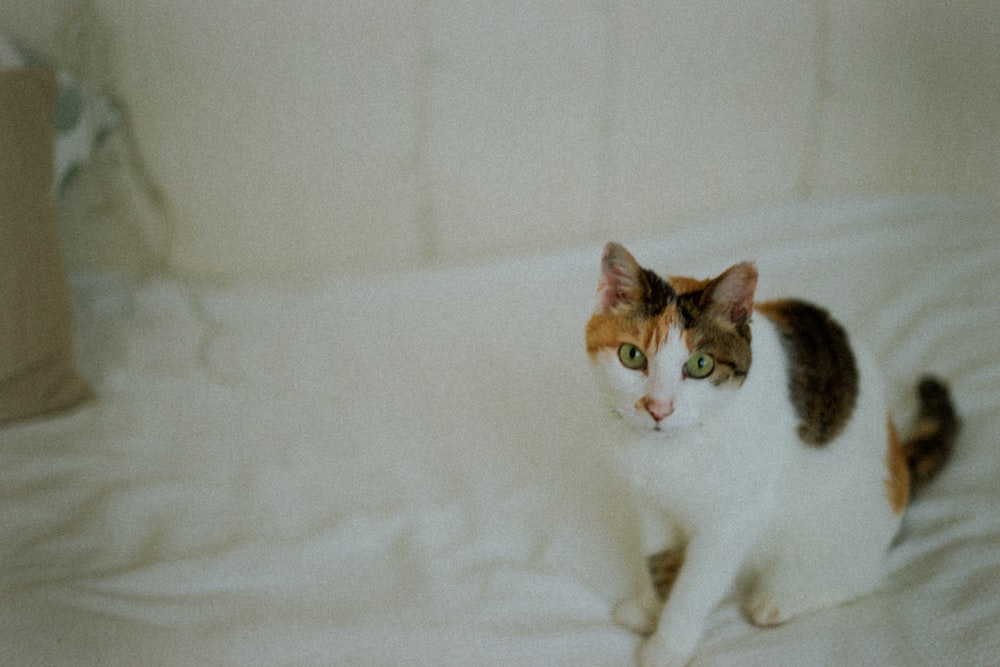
613 595 659 636
743 594 790 628
638 633 693 667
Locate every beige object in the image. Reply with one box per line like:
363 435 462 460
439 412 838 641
0 66 91 424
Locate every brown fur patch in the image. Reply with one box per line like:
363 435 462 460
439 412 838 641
755 299 858 446
885 417 911 514
676 296 752 387
647 547 685 602
903 376 959 489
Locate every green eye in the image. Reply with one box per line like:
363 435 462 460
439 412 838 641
684 352 715 379
618 343 647 370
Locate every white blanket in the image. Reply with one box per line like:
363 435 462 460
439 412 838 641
3 198 999 666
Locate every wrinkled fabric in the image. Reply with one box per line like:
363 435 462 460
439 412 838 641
2 198 998 666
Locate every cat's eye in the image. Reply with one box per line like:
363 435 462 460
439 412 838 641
684 352 715 379
618 343 647 370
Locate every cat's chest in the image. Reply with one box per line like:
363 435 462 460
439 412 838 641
614 419 785 524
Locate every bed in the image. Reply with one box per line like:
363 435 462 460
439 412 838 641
3 164 1000 667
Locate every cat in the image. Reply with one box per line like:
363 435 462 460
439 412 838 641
585 242 959 666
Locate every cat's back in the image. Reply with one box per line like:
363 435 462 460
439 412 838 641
755 298 879 447
752 298 894 512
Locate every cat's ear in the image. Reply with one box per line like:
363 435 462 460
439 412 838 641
705 262 758 325
597 242 646 312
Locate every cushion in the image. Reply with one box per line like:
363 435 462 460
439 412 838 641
0 66 92 424
0 34 120 193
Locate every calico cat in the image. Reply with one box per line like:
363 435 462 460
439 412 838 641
585 243 958 666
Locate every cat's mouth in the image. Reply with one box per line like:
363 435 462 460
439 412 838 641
614 409 675 434
647 414 687 435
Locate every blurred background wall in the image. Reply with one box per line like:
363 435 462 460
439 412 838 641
1 1 997 282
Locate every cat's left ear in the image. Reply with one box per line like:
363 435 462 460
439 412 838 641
596 242 648 312
705 262 758 325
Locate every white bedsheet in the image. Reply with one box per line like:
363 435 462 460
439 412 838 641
3 198 999 666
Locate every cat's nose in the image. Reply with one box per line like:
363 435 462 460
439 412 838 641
642 397 674 422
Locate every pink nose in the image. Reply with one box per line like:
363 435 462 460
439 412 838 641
642 397 674 422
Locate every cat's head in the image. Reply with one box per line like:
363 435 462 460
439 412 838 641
585 242 758 435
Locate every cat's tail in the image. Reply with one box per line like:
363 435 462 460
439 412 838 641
903 376 960 490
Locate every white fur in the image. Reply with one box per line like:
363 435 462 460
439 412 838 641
592 317 901 666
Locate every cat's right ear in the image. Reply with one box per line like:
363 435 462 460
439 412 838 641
597 242 645 312
705 261 758 325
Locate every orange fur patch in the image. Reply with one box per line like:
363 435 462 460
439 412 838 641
667 275 712 295
585 306 679 359
649 307 679 350
885 417 911 515
586 312 631 357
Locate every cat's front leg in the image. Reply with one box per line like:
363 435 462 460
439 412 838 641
614 581 661 636
640 526 753 667
615 507 675 636
615 545 687 635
